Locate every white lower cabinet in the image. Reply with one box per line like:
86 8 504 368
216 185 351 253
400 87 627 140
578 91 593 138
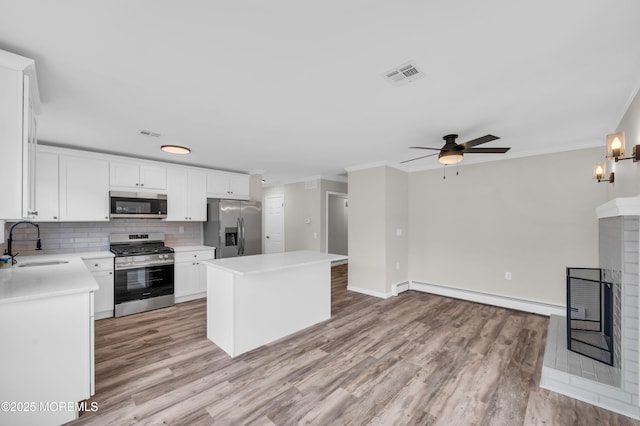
175 248 215 302
83 257 114 319
0 291 93 426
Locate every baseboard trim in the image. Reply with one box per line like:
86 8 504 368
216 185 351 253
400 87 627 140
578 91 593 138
175 293 206 304
347 285 392 299
392 281 410 296
409 281 565 317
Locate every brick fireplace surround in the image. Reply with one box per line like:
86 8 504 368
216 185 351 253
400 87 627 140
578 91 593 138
541 196 640 419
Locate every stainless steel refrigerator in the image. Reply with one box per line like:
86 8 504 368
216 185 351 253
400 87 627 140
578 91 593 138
203 199 262 258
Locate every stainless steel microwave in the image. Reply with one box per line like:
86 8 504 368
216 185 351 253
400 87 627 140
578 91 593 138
109 191 168 219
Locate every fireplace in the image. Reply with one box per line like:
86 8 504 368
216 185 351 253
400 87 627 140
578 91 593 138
566 267 617 366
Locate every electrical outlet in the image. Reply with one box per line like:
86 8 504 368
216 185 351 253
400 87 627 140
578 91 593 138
396 262 400 270
179 226 184 234
505 272 512 280
313 232 317 239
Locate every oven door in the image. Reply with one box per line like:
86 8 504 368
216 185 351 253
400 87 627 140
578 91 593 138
114 263 174 304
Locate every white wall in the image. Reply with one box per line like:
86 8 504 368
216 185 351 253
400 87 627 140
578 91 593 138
408 147 607 306
348 166 408 296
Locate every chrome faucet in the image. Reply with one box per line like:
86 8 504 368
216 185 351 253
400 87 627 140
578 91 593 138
5 221 42 265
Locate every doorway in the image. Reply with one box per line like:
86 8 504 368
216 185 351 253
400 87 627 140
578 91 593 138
326 192 348 255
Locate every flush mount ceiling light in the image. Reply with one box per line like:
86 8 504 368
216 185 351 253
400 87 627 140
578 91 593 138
161 145 191 155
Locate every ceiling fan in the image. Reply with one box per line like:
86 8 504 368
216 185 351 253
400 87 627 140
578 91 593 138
402 134 511 165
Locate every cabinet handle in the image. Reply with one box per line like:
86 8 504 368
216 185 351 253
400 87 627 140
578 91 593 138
94 263 99 267
136 183 139 186
140 183 144 187
53 216 58 220
108 272 112 275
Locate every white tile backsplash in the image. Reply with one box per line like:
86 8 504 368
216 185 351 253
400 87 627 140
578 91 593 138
1 220 202 256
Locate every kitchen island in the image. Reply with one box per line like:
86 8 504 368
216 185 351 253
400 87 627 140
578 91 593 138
205 250 347 357
0 254 100 426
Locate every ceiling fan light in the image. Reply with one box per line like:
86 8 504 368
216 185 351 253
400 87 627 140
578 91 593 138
438 151 463 165
161 145 191 155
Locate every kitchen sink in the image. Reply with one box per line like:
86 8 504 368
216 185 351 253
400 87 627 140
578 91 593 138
17 260 70 268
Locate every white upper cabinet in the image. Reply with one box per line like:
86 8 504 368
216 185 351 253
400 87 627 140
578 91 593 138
166 167 207 221
59 154 110 221
35 148 60 221
110 162 166 190
0 50 40 220
207 171 250 200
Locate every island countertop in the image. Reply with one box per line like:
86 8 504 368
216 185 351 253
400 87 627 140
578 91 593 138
203 250 347 276
0 253 104 305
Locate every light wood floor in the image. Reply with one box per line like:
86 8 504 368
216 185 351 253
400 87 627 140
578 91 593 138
69 264 639 425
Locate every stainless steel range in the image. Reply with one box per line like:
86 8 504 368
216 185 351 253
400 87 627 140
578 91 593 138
110 233 175 317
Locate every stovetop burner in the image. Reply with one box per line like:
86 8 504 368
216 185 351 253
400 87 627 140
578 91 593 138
109 232 173 257
110 243 174 256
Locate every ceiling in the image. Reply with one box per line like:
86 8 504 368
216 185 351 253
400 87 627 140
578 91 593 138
2 1 640 185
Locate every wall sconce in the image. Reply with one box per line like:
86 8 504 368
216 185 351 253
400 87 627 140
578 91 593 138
594 163 614 183
606 131 639 162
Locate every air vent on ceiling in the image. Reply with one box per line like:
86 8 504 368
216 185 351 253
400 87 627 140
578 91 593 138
139 130 161 138
382 60 424 87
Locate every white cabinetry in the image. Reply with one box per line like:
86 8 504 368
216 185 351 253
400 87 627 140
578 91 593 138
0 50 39 220
60 154 110 221
83 257 114 319
0 291 94 425
175 248 215 302
207 172 250 200
110 162 166 190
35 149 60 221
166 167 207 221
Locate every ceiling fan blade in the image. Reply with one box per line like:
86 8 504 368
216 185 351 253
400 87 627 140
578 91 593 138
409 146 442 151
459 134 500 149
463 147 511 154
400 152 439 163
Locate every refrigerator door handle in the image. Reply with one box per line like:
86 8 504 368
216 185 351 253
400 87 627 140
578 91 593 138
240 217 246 255
236 217 242 256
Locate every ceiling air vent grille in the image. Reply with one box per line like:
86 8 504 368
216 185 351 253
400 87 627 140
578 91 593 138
139 130 161 137
383 60 424 87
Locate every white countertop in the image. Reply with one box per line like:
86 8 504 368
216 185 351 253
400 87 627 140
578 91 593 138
0 252 108 305
204 250 347 275
172 245 216 253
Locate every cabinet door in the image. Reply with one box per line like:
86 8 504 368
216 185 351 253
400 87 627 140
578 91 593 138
206 172 229 197
60 155 109 221
35 150 60 221
228 173 250 200
109 162 140 188
166 167 189 221
195 262 207 294
92 269 114 315
188 171 207 221
22 74 38 218
174 261 196 297
140 165 167 190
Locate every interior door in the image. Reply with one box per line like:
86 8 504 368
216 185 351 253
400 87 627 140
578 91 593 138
265 195 284 253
